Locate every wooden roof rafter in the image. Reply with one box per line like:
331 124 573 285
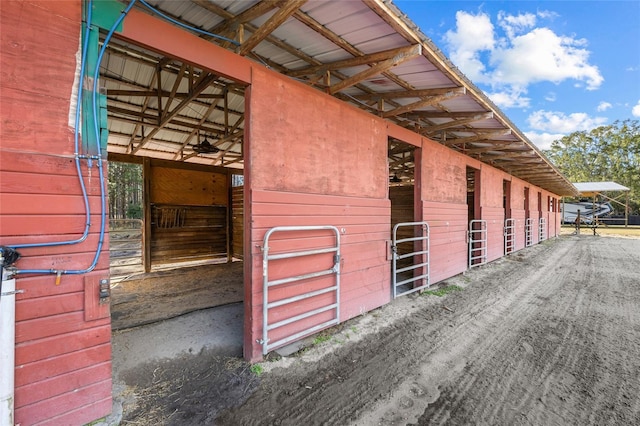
382 87 465 118
102 0 577 194
236 0 308 56
421 112 493 134
130 72 217 154
442 129 512 146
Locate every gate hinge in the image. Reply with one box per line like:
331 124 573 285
1 289 25 296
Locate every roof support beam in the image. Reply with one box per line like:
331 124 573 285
422 112 493 133
236 0 307 56
464 143 526 154
354 87 463 101
174 99 225 160
442 129 512 146
381 87 465 118
107 89 225 99
207 0 284 39
289 44 421 78
329 44 422 94
132 73 216 154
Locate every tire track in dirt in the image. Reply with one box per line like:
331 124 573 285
216 236 640 426
218 238 569 425
357 238 581 425
408 236 640 426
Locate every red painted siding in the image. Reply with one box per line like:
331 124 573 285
245 67 390 359
2 4 570 424
1 1 112 424
247 189 390 360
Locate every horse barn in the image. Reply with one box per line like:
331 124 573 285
0 0 579 424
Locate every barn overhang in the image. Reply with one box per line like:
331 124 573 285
97 0 578 197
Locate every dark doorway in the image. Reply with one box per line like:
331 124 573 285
524 187 531 246
467 167 483 266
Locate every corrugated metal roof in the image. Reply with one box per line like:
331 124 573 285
101 0 577 195
574 182 630 193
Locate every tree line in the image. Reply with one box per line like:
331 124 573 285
108 162 142 219
545 119 639 215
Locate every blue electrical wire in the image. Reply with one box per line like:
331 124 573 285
9 2 94 251
14 0 138 276
12 0 240 276
138 0 240 46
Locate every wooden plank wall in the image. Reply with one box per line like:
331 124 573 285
246 67 390 360
390 185 415 266
149 165 228 264
232 185 244 259
0 1 112 424
249 190 390 352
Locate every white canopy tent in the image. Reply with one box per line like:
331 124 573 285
568 181 631 227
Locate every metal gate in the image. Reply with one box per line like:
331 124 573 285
504 218 516 255
539 218 547 241
260 226 341 355
525 218 533 247
392 221 430 298
468 219 487 268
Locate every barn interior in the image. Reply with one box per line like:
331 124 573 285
103 38 247 332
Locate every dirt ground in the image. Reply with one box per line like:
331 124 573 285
110 261 243 330
115 234 640 425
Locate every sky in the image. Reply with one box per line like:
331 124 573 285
394 0 640 150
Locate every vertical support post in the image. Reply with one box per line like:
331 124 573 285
625 193 629 228
142 157 152 272
226 170 232 263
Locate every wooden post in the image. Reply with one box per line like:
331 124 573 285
625 193 629 228
227 171 232 263
143 157 152 272
576 210 581 235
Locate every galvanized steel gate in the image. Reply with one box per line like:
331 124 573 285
525 218 534 247
260 226 341 355
468 219 487 268
392 221 430 298
539 218 547 241
504 218 516 255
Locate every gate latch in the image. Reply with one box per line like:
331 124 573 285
99 279 110 303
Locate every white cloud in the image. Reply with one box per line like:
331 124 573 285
443 10 604 108
536 10 560 20
444 11 495 83
491 28 603 90
527 110 607 133
525 131 565 151
545 92 557 102
633 100 640 117
597 101 612 112
497 11 536 39
487 88 530 109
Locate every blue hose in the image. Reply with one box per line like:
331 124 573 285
10 2 94 250
14 0 137 276
13 0 238 276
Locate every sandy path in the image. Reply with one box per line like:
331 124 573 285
218 236 640 425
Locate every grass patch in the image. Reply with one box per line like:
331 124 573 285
421 285 463 297
312 334 331 345
250 364 264 376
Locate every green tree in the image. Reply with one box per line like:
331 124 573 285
108 162 143 219
546 119 640 214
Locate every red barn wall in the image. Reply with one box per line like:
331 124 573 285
0 1 569 422
0 1 112 425
245 68 390 360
